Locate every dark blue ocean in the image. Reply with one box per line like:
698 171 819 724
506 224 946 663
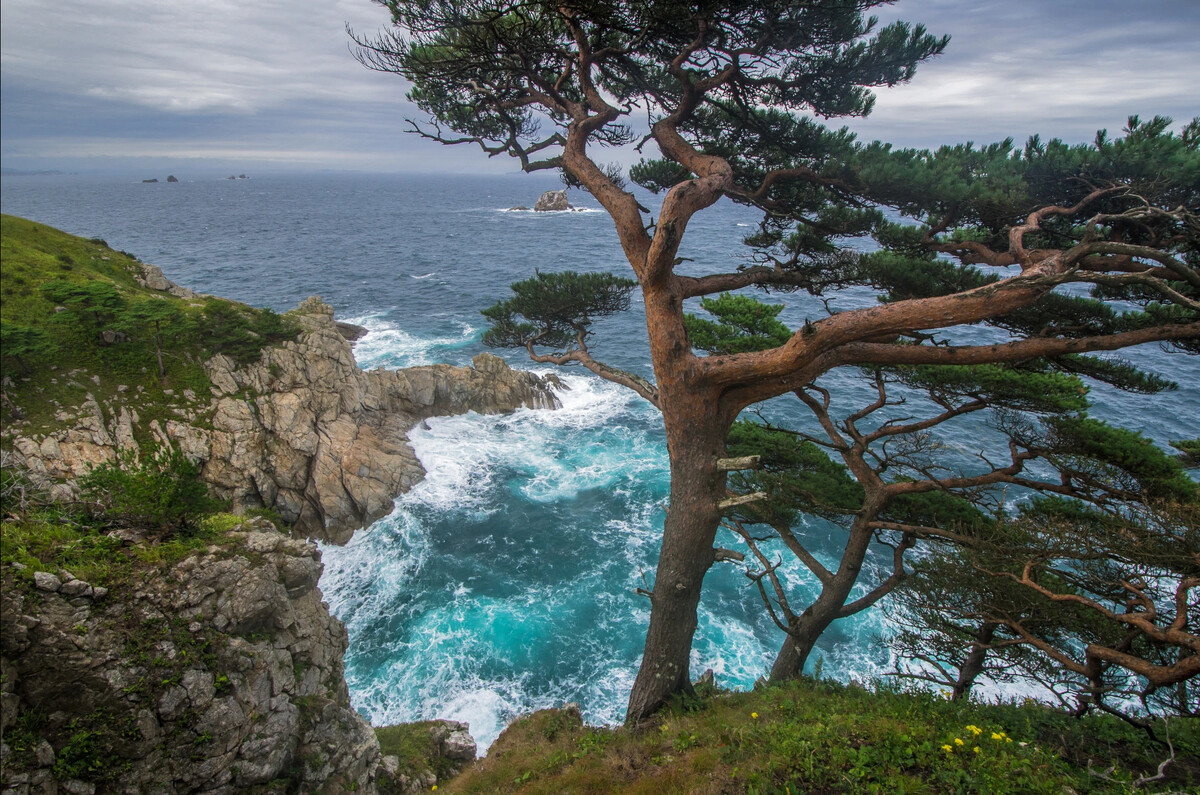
3 173 1196 749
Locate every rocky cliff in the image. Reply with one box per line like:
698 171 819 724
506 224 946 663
7 296 561 544
0 518 476 793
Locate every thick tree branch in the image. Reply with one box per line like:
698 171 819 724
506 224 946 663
525 339 659 408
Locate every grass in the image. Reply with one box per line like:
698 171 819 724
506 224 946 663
443 680 1199 794
1 214 299 439
0 509 243 589
376 721 465 786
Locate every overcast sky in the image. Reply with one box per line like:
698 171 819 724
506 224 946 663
2 0 1197 174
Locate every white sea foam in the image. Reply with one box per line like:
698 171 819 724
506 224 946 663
407 371 665 511
343 314 479 368
496 206 605 215
319 351 916 753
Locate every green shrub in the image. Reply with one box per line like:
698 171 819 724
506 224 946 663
79 444 225 532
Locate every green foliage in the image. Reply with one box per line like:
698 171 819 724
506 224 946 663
375 721 462 786
1172 438 1200 466
883 487 991 534
192 299 299 364
364 1 948 172
482 270 635 350
441 679 1197 793
629 158 692 193
889 497 1200 720
0 321 55 373
1043 416 1199 501
52 720 109 781
123 296 183 331
79 444 225 533
725 419 863 524
1054 355 1177 394
40 278 127 329
885 361 1091 414
121 297 184 375
684 294 793 355
2 215 307 438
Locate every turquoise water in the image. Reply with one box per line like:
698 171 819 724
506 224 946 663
3 172 1194 750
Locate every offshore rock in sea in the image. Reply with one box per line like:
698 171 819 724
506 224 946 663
533 189 571 211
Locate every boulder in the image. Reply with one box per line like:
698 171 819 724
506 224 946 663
335 320 369 341
533 189 571 211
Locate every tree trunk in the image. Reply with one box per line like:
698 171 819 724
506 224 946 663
769 603 839 681
154 324 165 377
952 623 997 700
768 508 883 682
625 391 728 723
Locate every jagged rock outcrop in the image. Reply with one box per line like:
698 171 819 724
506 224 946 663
0 518 394 793
131 261 201 298
6 297 561 544
532 190 571 212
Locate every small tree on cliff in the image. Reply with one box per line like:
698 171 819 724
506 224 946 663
0 322 55 374
122 298 184 377
357 1 1200 721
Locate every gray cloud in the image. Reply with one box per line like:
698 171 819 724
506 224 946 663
2 0 1197 172
849 0 1200 147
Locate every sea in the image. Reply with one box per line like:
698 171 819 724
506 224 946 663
3 172 1196 750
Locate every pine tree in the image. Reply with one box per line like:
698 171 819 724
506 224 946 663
357 1 1200 720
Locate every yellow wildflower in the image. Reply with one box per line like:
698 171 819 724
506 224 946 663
966 725 982 736
941 744 953 753
751 712 758 719
973 747 981 754
954 738 964 747
991 732 1004 741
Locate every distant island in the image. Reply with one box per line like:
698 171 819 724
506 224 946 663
0 167 64 176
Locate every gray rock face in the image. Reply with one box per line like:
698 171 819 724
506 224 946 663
434 720 478 762
533 189 571 211
0 519 391 793
6 296 561 544
335 320 369 341
133 261 200 298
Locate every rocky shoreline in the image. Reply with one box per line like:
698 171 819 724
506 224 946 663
8 292 561 544
1 255 563 792
1 518 477 793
